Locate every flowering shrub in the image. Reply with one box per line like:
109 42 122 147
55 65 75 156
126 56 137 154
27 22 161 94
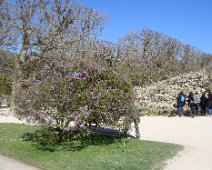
16 58 133 142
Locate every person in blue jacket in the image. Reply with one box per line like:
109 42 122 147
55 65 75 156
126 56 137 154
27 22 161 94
177 91 186 117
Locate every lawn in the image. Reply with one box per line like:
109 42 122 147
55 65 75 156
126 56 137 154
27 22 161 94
0 123 183 170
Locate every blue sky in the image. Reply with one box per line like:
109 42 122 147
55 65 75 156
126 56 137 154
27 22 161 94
79 0 212 54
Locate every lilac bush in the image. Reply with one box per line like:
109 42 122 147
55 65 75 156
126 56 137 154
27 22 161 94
16 58 133 142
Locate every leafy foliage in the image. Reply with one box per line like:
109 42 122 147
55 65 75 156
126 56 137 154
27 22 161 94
16 57 133 142
0 73 11 96
0 50 16 96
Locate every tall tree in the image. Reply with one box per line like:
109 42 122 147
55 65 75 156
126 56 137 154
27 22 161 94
2 0 107 110
7 0 106 63
117 29 210 85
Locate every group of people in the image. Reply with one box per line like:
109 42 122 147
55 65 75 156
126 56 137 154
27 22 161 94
177 91 212 117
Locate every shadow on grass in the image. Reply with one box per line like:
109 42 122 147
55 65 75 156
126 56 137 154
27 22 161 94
21 127 130 152
63 133 120 151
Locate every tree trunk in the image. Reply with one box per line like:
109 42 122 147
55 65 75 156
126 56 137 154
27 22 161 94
10 69 21 113
19 48 28 64
10 59 22 113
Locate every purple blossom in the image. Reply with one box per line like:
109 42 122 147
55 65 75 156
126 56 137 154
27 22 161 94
74 115 80 122
35 80 43 86
86 63 94 69
84 111 90 118
43 64 49 70
70 72 81 79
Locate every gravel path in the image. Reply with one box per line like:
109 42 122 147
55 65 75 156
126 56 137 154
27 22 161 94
1 108 212 170
130 116 212 170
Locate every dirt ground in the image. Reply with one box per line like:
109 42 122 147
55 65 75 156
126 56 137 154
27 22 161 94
131 116 212 170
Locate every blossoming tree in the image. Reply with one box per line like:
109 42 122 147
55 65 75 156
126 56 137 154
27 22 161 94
16 57 134 142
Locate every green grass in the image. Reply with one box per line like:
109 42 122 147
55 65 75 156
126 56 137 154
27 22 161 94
0 123 183 170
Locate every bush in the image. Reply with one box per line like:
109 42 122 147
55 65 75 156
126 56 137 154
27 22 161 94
16 57 133 142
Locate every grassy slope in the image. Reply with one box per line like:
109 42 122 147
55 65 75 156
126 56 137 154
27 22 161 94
0 123 183 170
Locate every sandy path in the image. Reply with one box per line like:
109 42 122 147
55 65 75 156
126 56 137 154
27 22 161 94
0 108 23 124
131 116 212 170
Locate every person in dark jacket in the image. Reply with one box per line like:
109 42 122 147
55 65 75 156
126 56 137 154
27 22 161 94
191 92 200 116
200 92 208 116
177 91 186 117
187 92 193 107
207 93 212 116
187 92 195 117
